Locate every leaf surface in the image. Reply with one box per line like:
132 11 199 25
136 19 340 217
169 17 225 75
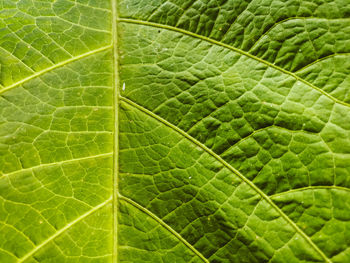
0 0 350 262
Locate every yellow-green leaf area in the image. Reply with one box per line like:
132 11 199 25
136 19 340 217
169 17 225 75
0 0 349 262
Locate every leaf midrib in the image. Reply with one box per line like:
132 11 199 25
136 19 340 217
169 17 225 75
111 0 119 263
117 18 350 109
119 96 331 263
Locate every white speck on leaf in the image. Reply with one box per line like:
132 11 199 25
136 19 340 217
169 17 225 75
189 176 192 179
122 82 125 91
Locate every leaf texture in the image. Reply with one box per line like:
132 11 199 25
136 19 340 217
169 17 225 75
0 0 350 262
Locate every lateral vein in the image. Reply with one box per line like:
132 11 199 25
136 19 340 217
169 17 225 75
18 197 112 263
118 18 350 109
0 45 112 95
0 152 113 180
119 195 209 263
120 96 331 263
270 185 350 198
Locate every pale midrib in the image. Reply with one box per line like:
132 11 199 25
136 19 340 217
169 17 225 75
0 152 113 181
117 18 350 109
270 185 350 198
118 195 209 263
111 0 119 263
120 96 331 263
18 197 112 263
0 45 112 95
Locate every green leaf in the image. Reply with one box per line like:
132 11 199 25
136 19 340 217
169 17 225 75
0 0 349 262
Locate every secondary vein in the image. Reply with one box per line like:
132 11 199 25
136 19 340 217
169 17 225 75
0 45 112 95
270 185 350 198
120 96 331 263
119 195 209 263
117 18 350 109
17 197 112 263
0 152 113 181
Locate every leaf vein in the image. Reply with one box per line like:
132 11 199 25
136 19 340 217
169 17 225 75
111 0 119 262
270 186 350 198
0 152 113 180
250 17 350 52
120 95 331 263
0 45 112 95
118 195 209 263
17 197 112 263
295 53 350 73
118 18 350 108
